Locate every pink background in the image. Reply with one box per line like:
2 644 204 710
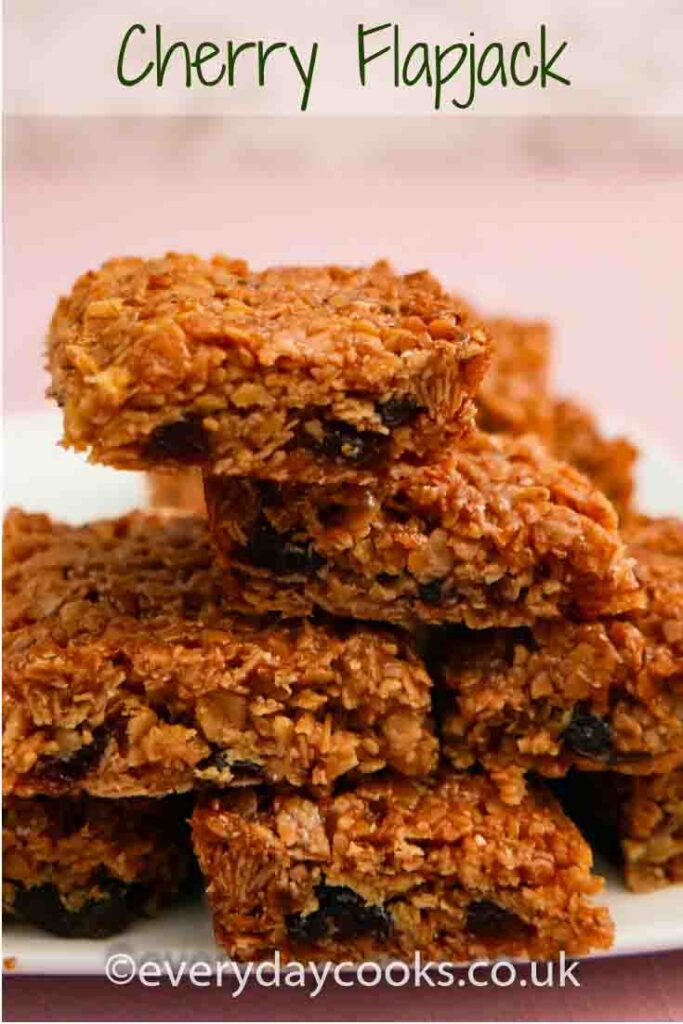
3 117 682 1021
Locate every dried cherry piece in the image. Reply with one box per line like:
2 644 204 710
311 422 384 465
286 906 327 944
563 708 613 760
244 518 323 576
287 883 392 944
197 751 266 780
378 396 422 428
35 728 108 788
144 417 210 464
11 877 146 938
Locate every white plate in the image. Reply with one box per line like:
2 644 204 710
3 409 683 975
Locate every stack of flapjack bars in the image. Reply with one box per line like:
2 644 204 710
4 255 681 960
